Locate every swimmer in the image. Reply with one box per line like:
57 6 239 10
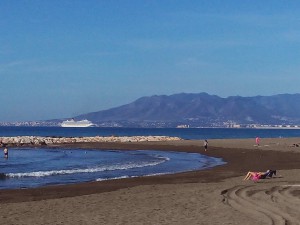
3 147 8 159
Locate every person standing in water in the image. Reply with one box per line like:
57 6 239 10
3 147 8 159
204 140 208 151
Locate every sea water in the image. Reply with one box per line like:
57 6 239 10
1 127 300 190
1 127 300 139
0 148 225 190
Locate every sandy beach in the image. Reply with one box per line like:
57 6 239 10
1 137 300 225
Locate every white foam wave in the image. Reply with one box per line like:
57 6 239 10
7 158 167 178
95 172 170 182
96 175 133 181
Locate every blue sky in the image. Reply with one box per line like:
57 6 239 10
1 1 300 122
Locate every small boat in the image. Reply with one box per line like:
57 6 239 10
61 119 94 127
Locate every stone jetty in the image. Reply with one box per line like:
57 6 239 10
0 136 182 147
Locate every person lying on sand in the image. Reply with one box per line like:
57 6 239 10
244 170 277 181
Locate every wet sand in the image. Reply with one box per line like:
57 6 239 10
1 138 300 224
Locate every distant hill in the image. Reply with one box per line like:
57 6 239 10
69 92 300 127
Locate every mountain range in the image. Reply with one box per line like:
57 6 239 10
68 92 300 127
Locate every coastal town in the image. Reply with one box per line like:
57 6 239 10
1 120 300 129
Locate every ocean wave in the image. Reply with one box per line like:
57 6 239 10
6 157 168 178
96 175 133 181
95 172 172 182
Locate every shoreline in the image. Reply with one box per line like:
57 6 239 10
1 138 300 224
1 138 300 203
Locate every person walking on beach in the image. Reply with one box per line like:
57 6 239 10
256 137 260 146
3 147 8 159
204 140 208 151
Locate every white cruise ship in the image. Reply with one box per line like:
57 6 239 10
61 119 94 127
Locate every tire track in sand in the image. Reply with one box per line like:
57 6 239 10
222 185 300 225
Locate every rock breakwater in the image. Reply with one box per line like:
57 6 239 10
0 136 182 147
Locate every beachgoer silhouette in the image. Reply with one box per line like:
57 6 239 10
204 140 208 151
255 137 260 146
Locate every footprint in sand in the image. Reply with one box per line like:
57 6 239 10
221 185 300 225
